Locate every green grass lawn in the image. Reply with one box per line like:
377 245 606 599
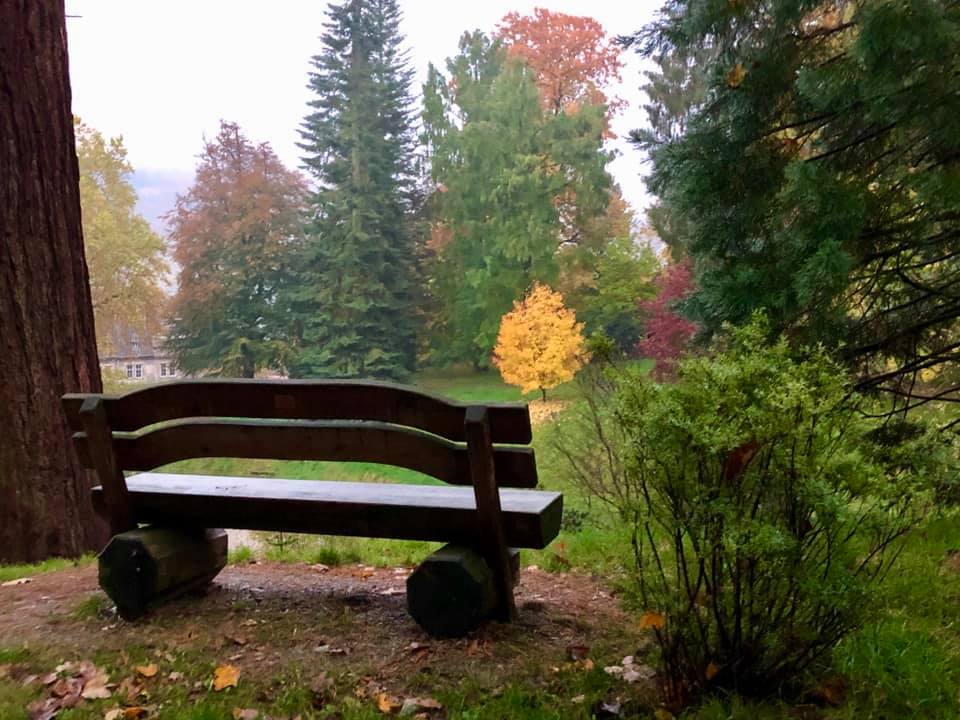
5 365 960 718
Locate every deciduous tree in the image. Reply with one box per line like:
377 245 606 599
0 0 106 561
557 191 660 351
75 119 168 356
290 0 420 380
493 283 587 400
497 8 623 119
423 31 610 365
166 121 307 378
636 261 698 379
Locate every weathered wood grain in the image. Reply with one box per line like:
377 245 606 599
72 419 538 488
98 527 227 619
78 397 135 534
63 379 532 443
465 406 517 621
90 473 563 549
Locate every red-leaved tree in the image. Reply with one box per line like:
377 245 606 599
636 261 698 379
496 8 623 120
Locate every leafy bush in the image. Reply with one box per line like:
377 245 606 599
556 317 947 704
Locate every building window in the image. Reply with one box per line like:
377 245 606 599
160 363 168 377
126 364 134 378
135 364 143 379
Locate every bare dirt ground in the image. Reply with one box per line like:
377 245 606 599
0 562 643 693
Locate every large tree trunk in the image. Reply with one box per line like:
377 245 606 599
0 0 108 562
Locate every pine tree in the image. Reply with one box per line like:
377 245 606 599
291 0 419 380
634 0 960 409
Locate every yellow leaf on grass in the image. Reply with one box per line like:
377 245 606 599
135 664 158 678
639 611 666 630
214 665 240 691
376 692 402 714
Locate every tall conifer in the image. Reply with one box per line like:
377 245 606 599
291 0 418 379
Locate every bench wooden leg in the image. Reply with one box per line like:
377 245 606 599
406 544 520 638
98 526 227 620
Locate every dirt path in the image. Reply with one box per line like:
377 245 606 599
0 562 643 692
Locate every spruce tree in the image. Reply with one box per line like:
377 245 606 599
291 0 419 380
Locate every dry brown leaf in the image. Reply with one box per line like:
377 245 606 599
82 671 112 699
376 692 402 714
122 707 149 719
705 662 720 681
104 709 124 720
232 709 259 720
135 664 158 678
117 677 143 703
725 63 747 88
213 664 240 691
639 611 666 630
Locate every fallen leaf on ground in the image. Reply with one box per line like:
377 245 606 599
232 709 259 720
213 665 240 691
1 577 31 587
0 665 10 680
376 692 402 714
104 709 124 720
81 671 112 699
135 664 158 678
313 644 346 655
566 644 590 661
398 696 442 716
638 612 666 630
705 662 720 681
122 707 149 719
167 671 184 682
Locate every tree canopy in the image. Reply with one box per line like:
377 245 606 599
166 121 307 378
289 0 420 380
75 119 168 356
634 0 960 412
422 29 612 365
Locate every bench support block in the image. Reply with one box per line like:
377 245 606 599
406 544 520 638
98 526 227 620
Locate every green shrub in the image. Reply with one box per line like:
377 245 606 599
558 316 946 704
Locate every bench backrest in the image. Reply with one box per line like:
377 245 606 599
62 379 535 487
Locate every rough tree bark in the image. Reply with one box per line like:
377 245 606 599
0 0 108 562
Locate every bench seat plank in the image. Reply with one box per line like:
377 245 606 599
91 473 563 550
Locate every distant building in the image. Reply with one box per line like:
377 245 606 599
99 328 178 382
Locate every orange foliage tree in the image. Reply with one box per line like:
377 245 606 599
493 283 587 400
166 121 307 377
496 8 624 118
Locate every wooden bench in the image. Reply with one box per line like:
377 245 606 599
62 379 563 636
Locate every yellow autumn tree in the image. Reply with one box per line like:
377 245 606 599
493 283 587 400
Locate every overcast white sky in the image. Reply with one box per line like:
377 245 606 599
64 0 660 231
